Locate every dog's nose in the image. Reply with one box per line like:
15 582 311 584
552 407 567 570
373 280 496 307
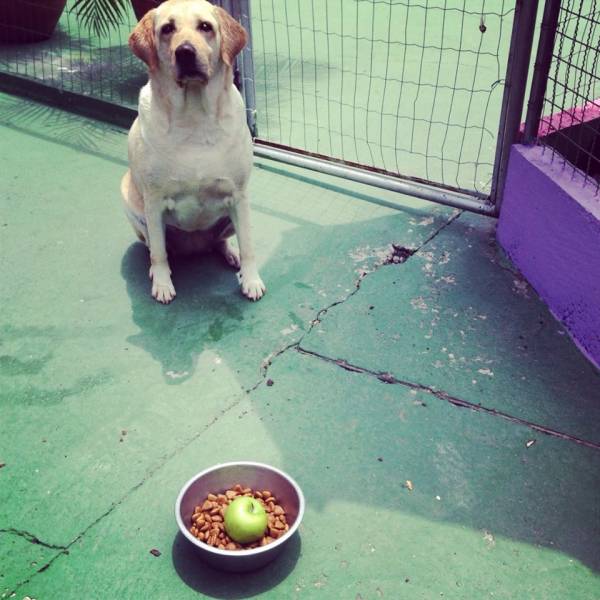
175 42 197 65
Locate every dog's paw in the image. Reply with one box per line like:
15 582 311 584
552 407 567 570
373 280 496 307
152 280 176 304
240 273 266 301
149 264 176 304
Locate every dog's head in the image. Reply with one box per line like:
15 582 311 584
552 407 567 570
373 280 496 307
129 0 247 84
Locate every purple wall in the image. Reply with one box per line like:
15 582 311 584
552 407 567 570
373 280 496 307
497 144 600 369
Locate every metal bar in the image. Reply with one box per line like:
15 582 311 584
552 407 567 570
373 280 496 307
1 48 497 219
0 72 136 129
523 0 562 143
234 0 258 137
254 141 496 216
490 0 540 214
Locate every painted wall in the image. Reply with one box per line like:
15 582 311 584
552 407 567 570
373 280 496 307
497 144 600 369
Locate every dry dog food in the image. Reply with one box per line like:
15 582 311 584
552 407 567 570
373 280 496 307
189 484 289 550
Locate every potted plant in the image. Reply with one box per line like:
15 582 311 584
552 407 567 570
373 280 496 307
130 0 165 21
0 0 68 43
0 0 160 45
71 0 130 36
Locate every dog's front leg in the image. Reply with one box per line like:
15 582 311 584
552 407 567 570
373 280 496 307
228 193 265 301
144 197 176 304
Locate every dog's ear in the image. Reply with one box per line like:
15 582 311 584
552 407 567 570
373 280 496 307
129 9 158 71
214 6 247 67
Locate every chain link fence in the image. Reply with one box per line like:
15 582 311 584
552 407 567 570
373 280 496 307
0 0 142 107
250 0 515 198
1 1 543 214
524 0 600 193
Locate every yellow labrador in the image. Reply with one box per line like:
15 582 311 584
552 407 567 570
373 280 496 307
121 0 265 303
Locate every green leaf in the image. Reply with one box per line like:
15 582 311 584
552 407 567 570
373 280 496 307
70 0 129 37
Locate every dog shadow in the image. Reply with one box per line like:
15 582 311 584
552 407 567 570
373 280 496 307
171 532 302 599
121 242 253 384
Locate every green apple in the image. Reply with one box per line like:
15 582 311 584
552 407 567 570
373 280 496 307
224 496 268 544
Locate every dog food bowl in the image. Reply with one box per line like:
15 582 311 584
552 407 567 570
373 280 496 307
175 461 305 572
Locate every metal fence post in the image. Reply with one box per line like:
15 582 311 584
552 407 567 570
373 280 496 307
523 0 562 144
490 0 540 214
232 0 257 138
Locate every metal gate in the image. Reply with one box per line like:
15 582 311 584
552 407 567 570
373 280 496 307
238 0 542 216
0 1 544 215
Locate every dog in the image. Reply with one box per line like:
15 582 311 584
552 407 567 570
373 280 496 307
121 0 265 303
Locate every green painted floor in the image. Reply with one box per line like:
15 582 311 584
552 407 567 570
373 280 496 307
1 92 600 599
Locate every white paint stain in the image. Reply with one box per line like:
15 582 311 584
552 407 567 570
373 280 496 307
477 368 494 377
280 324 299 336
483 530 496 548
437 275 456 285
166 370 189 379
513 278 531 298
410 297 428 311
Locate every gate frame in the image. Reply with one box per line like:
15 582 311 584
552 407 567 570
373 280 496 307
522 0 562 144
0 0 541 217
489 0 540 214
237 0 540 217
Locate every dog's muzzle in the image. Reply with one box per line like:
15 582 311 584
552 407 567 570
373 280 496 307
175 42 207 81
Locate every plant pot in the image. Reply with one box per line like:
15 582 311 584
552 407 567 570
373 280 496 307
131 0 165 21
0 0 68 43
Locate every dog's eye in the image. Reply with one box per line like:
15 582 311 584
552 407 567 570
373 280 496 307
161 22 175 35
198 21 213 32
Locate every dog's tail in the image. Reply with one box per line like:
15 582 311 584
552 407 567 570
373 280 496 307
121 170 148 244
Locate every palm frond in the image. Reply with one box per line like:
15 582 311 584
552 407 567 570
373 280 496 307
70 0 129 38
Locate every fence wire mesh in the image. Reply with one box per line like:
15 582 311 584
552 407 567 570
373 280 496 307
251 0 515 196
0 0 143 107
532 0 600 192
1 0 516 200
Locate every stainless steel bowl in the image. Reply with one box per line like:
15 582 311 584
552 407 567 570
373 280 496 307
175 461 305 572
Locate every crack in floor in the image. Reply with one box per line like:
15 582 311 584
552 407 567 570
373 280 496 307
251 211 463 390
307 211 462 333
5 394 245 597
296 346 600 451
9 208 585 596
0 528 69 552
248 210 600 452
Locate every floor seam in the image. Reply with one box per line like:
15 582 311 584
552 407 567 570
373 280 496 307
249 211 463 391
306 210 462 334
0 528 69 552
296 346 600 451
5 394 246 596
6 208 461 594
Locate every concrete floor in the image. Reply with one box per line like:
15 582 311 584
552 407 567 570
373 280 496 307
1 92 600 599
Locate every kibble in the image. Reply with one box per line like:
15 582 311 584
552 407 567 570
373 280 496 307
189 485 289 551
